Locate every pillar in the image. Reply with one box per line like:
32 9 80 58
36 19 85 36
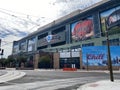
80 50 83 69
34 53 39 69
53 52 60 69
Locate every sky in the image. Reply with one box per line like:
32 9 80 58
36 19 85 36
0 0 102 58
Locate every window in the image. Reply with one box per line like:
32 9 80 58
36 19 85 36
38 33 48 40
82 43 94 47
52 26 65 35
37 45 47 50
51 41 66 47
102 38 119 46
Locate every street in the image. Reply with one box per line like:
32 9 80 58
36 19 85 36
0 70 120 90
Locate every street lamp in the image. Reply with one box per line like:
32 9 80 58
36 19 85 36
105 20 114 82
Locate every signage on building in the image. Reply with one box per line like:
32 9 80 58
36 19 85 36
60 52 70 58
46 35 52 42
37 31 65 47
60 51 80 58
71 18 94 42
46 34 61 43
82 46 120 66
100 6 120 35
107 9 120 27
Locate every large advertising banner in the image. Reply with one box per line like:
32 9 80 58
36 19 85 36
82 46 120 66
71 17 94 42
110 46 120 66
100 6 120 36
46 31 65 44
37 31 66 47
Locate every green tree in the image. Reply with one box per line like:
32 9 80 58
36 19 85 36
16 55 27 68
4 56 15 67
38 55 51 69
0 58 6 67
17 56 27 63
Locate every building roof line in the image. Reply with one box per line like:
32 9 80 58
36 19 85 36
20 0 110 41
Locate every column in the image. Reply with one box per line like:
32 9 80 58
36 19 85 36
34 53 39 69
53 52 60 69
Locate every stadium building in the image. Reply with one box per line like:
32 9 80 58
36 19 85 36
12 0 120 70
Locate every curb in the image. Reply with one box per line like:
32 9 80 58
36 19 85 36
77 80 120 90
0 71 26 83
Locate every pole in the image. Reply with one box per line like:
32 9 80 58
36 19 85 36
105 18 114 82
70 47 72 68
106 30 114 82
87 58 88 71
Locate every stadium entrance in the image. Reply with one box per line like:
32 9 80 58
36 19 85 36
59 57 80 69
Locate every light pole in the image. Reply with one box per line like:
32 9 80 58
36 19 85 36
70 47 72 68
105 20 114 82
86 56 89 71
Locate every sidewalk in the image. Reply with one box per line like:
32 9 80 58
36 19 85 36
77 80 120 90
0 70 26 83
0 71 7 76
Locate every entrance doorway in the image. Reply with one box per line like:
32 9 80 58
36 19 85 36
27 55 34 68
59 57 80 69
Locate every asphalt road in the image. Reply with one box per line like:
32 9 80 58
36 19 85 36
1 70 120 90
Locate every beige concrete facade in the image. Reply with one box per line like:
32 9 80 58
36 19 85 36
80 50 83 69
34 53 39 69
53 52 60 69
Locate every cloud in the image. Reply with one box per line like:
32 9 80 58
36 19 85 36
1 35 22 58
0 0 103 58
53 0 102 17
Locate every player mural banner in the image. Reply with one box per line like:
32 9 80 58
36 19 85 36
106 8 120 26
82 46 120 66
100 6 120 35
71 17 94 42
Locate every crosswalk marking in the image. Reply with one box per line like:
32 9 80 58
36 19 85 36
0 71 26 83
0 77 98 90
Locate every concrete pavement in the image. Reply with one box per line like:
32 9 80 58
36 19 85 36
0 78 91 90
0 69 120 90
0 70 26 83
0 70 7 76
77 70 120 90
35 69 120 90
77 80 120 90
